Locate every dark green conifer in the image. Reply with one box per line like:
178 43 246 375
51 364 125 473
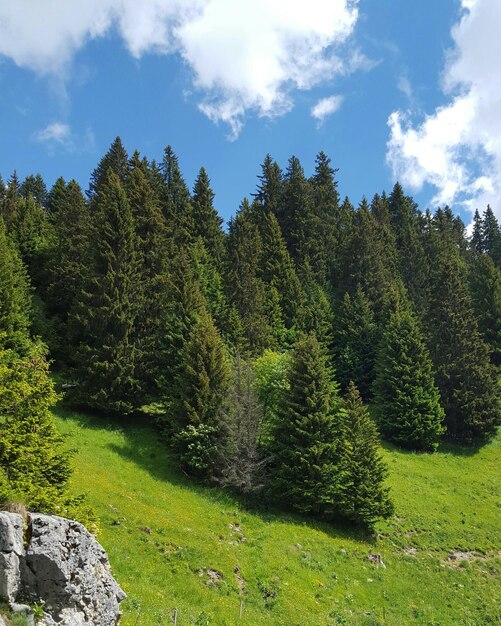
226 200 272 354
160 146 195 245
270 333 341 514
87 136 129 198
428 240 501 442
192 167 226 270
71 170 140 414
469 253 501 366
470 209 483 253
173 312 231 478
0 217 32 354
336 382 393 528
333 286 378 398
373 301 445 451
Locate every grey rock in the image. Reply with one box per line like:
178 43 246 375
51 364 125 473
0 512 23 602
0 511 125 626
0 552 21 602
0 614 7 626
0 512 24 554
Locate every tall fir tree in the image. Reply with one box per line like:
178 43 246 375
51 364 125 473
309 151 339 283
126 153 170 395
332 286 378 398
469 253 501 366
335 383 393 528
226 200 272 354
173 312 231 478
87 136 129 198
427 237 501 442
270 333 341 515
0 216 32 354
70 170 140 414
160 146 195 245
470 209 483 253
191 167 226 271
373 301 445 451
279 156 315 268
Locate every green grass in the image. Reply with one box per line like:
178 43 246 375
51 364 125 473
54 407 501 626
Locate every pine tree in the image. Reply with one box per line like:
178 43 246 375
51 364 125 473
254 154 283 223
0 173 20 231
126 152 169 395
0 216 32 354
70 170 140 414
333 286 378 398
160 146 195 245
469 253 501 366
309 151 339 283
46 177 68 215
428 239 501 442
270 333 341 515
47 181 91 322
373 303 445 451
470 209 483 253
192 167 226 271
226 200 272 354
20 174 47 206
482 205 500 260
0 341 71 510
259 211 304 335
87 136 129 198
279 156 315 267
173 312 231 478
336 383 392 528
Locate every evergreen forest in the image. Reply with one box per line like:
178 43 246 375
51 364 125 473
1 137 501 532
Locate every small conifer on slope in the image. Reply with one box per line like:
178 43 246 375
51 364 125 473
335 382 393 528
270 333 392 526
373 306 445 451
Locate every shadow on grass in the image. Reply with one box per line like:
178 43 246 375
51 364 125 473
379 436 487 458
56 404 374 546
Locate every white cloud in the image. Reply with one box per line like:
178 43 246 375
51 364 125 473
387 0 501 217
33 122 74 151
33 122 96 154
0 0 361 138
311 95 343 125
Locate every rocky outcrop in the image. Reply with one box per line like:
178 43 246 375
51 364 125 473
0 511 125 625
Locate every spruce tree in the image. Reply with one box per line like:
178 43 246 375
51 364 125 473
482 205 501 261
173 312 231 478
226 200 272 354
333 286 378 398
70 170 140 414
470 209 483 253
259 211 304 335
428 239 501 442
336 383 392 528
0 216 32 354
47 181 91 323
279 156 315 267
192 167 226 271
0 341 71 510
469 253 501 366
373 303 445 451
87 136 129 198
126 153 169 395
309 151 339 283
270 333 341 515
160 146 195 245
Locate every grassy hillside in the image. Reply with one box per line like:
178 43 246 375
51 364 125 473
55 407 501 626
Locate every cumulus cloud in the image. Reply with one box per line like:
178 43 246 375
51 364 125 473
33 122 96 154
387 0 501 216
33 122 74 151
311 95 343 125
0 0 361 138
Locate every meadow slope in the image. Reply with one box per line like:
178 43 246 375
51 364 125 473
55 408 501 626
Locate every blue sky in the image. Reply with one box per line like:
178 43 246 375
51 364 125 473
0 0 499 224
